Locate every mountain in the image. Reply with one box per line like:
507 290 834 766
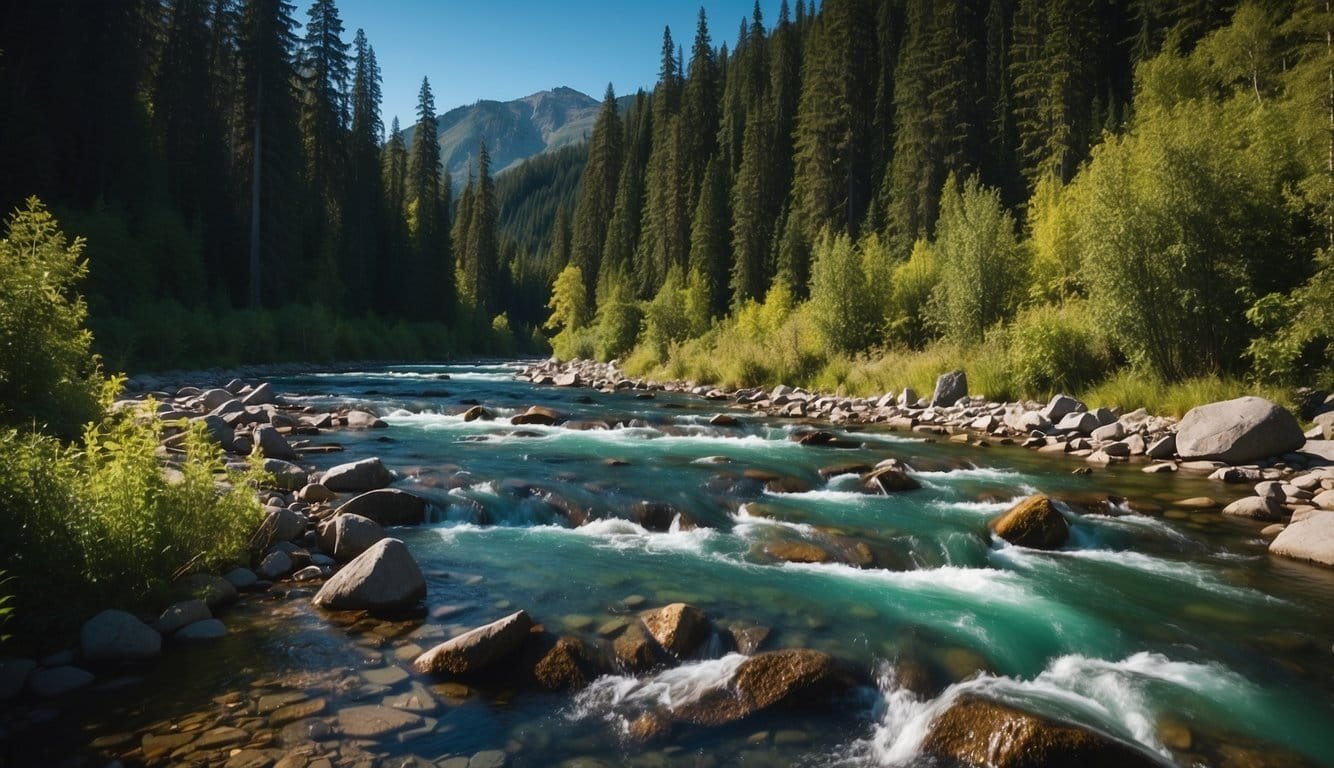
403 86 612 190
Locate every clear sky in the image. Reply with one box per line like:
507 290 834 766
334 1 791 127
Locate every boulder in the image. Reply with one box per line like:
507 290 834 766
328 512 387 561
195 415 236 452
931 370 968 408
1222 495 1285 521
1269 512 1334 567
321 457 394 492
991 495 1069 549
298 482 336 503
462 405 494 422
861 465 921 494
260 458 308 491
1056 411 1100 436
177 572 238 608
1090 422 1125 443
534 636 605 690
154 599 211 635
241 382 275 406
27 665 94 697
1041 394 1085 423
674 649 857 726
764 540 833 564
338 488 428 527
175 619 227 642
312 538 426 614
920 694 1165 768
0 658 36 701
200 388 234 411
639 603 710 658
412 610 534 676
254 506 305 550
224 567 258 590
510 405 562 426
898 388 920 408
1175 397 1305 464
344 409 388 429
258 549 293 580
251 424 298 461
81 609 162 663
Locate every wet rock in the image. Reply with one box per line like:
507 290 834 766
674 649 858 726
225 567 259 590
325 512 387 561
632 500 685 532
258 549 293 580
469 750 509 768
1221 496 1285 522
338 488 428 527
322 457 394 492
412 610 534 676
1147 434 1177 459
1269 512 1334 567
312 538 426 614
1175 397 1305 464
534 636 605 690
931 370 968 408
726 624 771 655
628 711 673 744
336 704 422 738
510 405 562 426
920 694 1164 768
612 622 670 672
709 414 741 427
195 725 249 750
175 619 227 641
269 697 327 727
763 540 833 564
345 409 388 429
640 603 710 658
81 609 161 663
462 405 494 422
154 599 211 634
990 494 1069 549
861 464 922 494
27 665 94 697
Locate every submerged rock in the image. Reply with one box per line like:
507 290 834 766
991 494 1069 549
674 649 858 726
413 610 534 676
861 464 922 493
312 538 426 614
764 540 833 564
1175 397 1305 464
920 694 1165 768
338 488 428 526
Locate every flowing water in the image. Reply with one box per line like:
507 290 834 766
13 362 1334 767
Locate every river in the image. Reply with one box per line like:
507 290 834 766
14 361 1334 767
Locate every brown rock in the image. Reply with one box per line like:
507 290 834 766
639 603 709 659
533 636 604 690
763 540 833 564
674 649 857 726
612 622 669 672
462 405 493 422
413 611 534 677
862 465 922 493
991 495 1069 549
510 406 562 426
628 711 672 744
920 694 1164 768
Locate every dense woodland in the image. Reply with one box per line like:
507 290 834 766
0 0 1330 402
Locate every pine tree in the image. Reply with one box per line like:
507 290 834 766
238 0 303 307
345 30 383 314
680 9 720 199
298 0 350 224
602 92 651 284
730 100 777 308
688 157 731 319
570 85 623 299
462 141 499 313
406 76 450 320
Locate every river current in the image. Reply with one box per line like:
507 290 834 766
24 362 1334 767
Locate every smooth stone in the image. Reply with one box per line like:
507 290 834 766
335 704 423 738
1270 512 1334 567
1175 397 1305 464
269 697 327 727
175 619 227 641
326 513 387 561
361 664 409 687
81 609 162 663
252 424 299 461
321 457 394 493
413 611 533 676
312 538 426 614
225 567 259 590
1221 496 1285 522
258 549 294 580
469 750 509 768
28 665 95 697
337 488 428 527
990 495 1068 549
193 726 249 750
261 458 309 491
258 690 308 714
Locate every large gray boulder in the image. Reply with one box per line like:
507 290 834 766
321 457 393 493
254 506 305 550
312 538 425 614
81 609 162 663
930 370 968 408
1041 394 1085 423
194 415 236 452
338 488 428 527
412 610 534 676
260 458 308 491
241 382 275 406
251 424 298 461
1270 512 1334 567
326 513 387 561
1175 397 1305 464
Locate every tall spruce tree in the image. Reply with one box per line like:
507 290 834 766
570 85 623 299
406 76 450 320
688 157 731 318
462 141 499 313
345 29 383 313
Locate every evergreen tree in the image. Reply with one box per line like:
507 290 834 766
570 85 623 299
680 9 720 199
406 76 450 320
688 157 731 319
238 0 303 307
462 141 499 313
298 0 350 224
730 101 777 308
345 29 384 313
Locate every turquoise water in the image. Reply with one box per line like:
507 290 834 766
15 361 1331 767
263 363 1334 766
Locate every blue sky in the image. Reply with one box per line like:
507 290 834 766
334 1 791 126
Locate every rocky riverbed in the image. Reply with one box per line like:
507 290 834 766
2 360 1333 767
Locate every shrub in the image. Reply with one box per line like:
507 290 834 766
1005 301 1113 396
888 239 941 349
808 230 877 353
0 198 103 437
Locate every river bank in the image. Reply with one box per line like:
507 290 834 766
4 361 1334 767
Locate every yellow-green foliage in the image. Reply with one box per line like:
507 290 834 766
1080 370 1290 419
1003 301 1113 397
1026 174 1082 302
888 239 940 349
0 390 264 634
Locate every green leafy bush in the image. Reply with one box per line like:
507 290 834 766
0 198 103 437
1005 301 1113 396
